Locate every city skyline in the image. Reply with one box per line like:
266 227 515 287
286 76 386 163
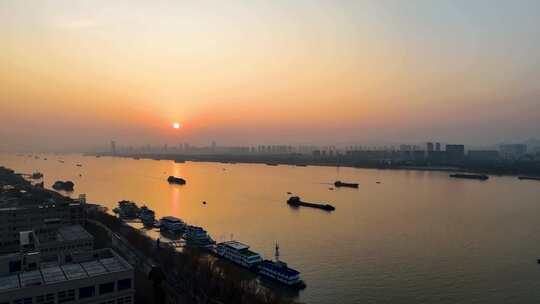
2 0 540 151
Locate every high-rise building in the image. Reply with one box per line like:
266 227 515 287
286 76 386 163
427 142 434 152
111 141 116 155
435 142 441 152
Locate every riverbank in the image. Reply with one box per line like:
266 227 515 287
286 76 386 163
0 165 299 304
87 152 540 177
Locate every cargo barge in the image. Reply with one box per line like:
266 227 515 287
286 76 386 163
287 196 335 211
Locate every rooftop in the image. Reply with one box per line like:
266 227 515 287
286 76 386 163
260 260 300 276
0 249 131 292
221 240 249 251
57 225 93 242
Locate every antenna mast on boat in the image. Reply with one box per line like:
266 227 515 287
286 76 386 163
275 242 280 262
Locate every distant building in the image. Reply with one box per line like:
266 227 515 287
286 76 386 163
435 142 441 152
446 144 465 163
468 150 499 161
426 142 434 152
111 141 116 155
499 144 527 159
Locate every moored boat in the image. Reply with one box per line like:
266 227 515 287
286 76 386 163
184 225 215 247
52 180 74 191
216 241 263 268
117 200 140 219
139 206 156 226
159 216 186 233
518 176 540 181
258 244 306 289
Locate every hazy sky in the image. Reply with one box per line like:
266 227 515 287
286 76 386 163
1 0 539 151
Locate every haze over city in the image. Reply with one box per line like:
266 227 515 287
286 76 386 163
2 0 540 151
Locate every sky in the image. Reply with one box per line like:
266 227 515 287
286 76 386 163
1 0 539 151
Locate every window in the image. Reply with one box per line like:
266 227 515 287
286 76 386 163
99 282 115 294
36 293 54 304
79 286 96 299
116 296 132 304
117 278 132 290
9 260 21 273
58 289 75 303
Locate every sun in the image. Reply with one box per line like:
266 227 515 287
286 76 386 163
173 122 180 129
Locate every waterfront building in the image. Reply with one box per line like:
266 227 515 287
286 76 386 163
0 248 134 304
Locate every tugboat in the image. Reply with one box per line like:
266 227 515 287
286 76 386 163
258 243 306 289
159 216 186 233
216 240 263 269
334 181 359 188
116 200 140 219
167 176 186 185
139 206 156 226
184 225 215 247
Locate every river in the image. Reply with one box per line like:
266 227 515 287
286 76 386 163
2 153 540 304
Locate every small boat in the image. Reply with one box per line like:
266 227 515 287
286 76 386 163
76 164 82 167
44 158 47 160
184 225 215 247
167 176 186 185
449 173 489 180
159 216 186 233
334 181 359 188
266 163 278 166
518 176 540 181
258 243 306 289
139 206 156 226
58 160 65 163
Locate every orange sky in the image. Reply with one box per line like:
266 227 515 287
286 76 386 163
1 1 540 151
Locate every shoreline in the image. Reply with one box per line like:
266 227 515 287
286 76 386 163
85 152 540 178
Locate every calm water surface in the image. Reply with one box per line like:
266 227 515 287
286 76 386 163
2 153 540 303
